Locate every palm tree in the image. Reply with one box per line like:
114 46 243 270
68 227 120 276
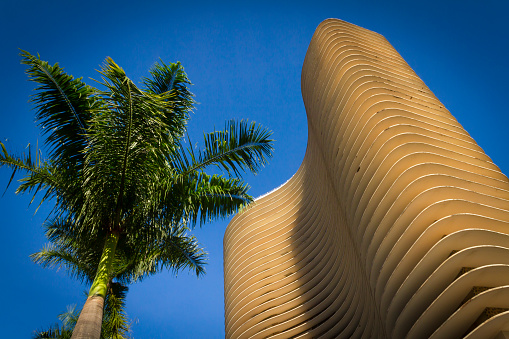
1 51 273 339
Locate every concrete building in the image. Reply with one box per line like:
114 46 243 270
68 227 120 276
223 19 509 338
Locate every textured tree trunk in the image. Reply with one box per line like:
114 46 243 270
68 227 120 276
71 295 105 339
72 231 119 339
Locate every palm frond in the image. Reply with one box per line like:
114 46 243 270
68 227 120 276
115 223 207 282
58 305 79 330
32 325 72 339
174 120 274 176
0 141 85 222
143 60 194 140
32 305 77 339
179 173 252 226
31 217 105 283
0 141 60 206
31 243 96 284
102 283 130 339
20 50 101 169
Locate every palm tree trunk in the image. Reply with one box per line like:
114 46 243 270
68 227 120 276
72 231 119 339
71 295 105 339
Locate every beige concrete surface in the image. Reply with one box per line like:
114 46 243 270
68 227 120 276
224 19 509 338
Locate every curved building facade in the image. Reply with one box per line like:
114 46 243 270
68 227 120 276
223 19 509 338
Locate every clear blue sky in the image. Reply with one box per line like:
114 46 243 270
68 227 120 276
1 1 508 337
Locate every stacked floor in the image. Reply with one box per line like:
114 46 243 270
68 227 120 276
224 19 509 339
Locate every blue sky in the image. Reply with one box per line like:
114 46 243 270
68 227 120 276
1 1 508 338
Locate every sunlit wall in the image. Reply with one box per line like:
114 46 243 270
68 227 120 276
224 19 509 339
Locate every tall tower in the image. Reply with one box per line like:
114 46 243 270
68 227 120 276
223 19 509 338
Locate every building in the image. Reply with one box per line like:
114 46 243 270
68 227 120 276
223 19 509 338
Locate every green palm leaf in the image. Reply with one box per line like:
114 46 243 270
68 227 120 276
117 228 207 281
102 283 130 339
20 50 101 169
174 120 273 176
173 172 252 226
143 59 194 141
